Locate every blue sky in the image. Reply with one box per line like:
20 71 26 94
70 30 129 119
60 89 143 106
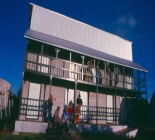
0 0 155 101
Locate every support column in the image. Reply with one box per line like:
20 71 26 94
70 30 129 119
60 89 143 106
73 79 78 124
144 72 148 101
48 75 53 122
55 48 60 74
94 59 96 83
69 52 72 78
40 44 44 72
114 64 117 125
104 62 106 85
96 86 98 125
81 56 85 81
87 91 90 123
123 67 126 125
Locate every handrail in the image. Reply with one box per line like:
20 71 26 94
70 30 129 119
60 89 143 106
20 97 133 123
25 52 146 91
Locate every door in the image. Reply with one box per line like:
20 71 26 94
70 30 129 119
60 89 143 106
26 83 40 119
107 95 114 123
80 91 88 122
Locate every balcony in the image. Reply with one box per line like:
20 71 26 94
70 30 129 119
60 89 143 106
24 52 146 92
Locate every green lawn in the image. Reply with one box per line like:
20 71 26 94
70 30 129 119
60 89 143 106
0 132 138 140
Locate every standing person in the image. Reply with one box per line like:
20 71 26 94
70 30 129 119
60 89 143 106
86 60 90 82
96 60 100 83
106 62 110 85
75 94 83 124
115 66 121 86
47 94 53 122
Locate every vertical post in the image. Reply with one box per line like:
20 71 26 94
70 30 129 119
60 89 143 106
48 75 53 122
137 70 140 91
104 62 106 85
69 52 72 78
123 67 126 125
114 64 116 125
67 89 69 105
94 59 95 83
96 86 98 125
73 80 78 124
87 91 90 123
81 56 85 81
40 44 44 72
55 48 60 75
144 72 148 101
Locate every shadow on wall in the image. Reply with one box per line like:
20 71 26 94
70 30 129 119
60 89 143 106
119 98 135 126
135 98 148 126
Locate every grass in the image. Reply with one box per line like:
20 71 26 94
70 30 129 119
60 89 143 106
0 131 139 140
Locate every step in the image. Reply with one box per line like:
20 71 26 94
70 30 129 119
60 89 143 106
114 127 138 138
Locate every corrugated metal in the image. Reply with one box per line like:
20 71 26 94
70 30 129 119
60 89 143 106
30 3 132 61
24 29 147 72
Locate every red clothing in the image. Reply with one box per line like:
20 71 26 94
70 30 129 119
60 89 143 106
75 106 81 123
67 107 73 116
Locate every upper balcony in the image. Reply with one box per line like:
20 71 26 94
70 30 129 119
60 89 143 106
23 39 147 95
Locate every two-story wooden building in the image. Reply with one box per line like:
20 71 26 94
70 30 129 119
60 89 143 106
14 3 147 133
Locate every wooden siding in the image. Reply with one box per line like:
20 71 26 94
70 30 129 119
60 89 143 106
30 4 133 61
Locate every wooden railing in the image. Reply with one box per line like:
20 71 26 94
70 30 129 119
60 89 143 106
20 98 133 124
25 52 146 91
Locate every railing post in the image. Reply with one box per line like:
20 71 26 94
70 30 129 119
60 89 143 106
69 52 72 78
144 72 148 101
123 67 126 125
55 48 60 75
81 56 85 81
87 91 90 123
40 44 44 72
96 86 98 125
73 79 78 124
48 75 53 122
94 59 95 83
104 62 106 85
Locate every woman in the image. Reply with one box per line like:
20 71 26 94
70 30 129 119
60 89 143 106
53 106 61 129
47 94 53 122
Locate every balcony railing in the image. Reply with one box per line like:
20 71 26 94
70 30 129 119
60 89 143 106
20 97 133 124
25 52 146 91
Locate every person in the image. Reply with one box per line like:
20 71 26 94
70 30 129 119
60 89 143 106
53 106 61 129
47 94 53 122
96 60 100 83
67 101 73 123
115 66 121 86
61 108 70 129
76 94 83 124
106 62 110 85
86 60 90 82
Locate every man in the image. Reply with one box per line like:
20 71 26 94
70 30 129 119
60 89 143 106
115 66 121 86
61 108 70 128
106 62 110 85
96 60 100 83
76 94 83 124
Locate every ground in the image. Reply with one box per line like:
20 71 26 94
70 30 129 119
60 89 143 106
0 130 139 140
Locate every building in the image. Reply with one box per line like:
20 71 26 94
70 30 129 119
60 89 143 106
14 3 148 133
